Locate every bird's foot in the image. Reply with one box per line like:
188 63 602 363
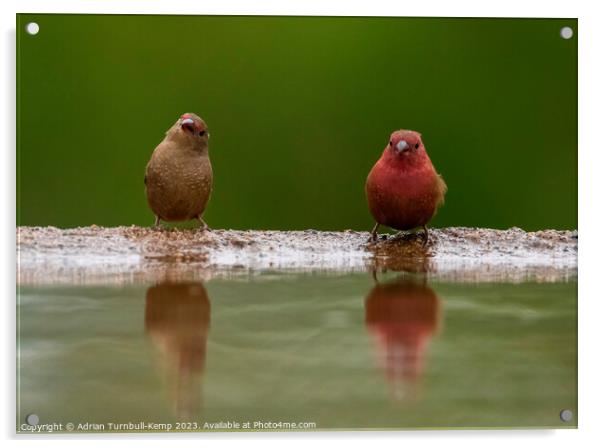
421 225 429 247
197 217 211 232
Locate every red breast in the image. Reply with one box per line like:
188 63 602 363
366 130 446 231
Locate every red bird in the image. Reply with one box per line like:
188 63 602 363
365 130 447 244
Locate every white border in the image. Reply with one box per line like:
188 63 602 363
3 0 583 18
3 1 601 446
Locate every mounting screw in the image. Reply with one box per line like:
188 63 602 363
559 409 573 422
26 414 39 425
25 22 40 36
560 26 573 40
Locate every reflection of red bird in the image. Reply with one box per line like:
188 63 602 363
365 277 441 401
145 282 211 418
365 130 446 244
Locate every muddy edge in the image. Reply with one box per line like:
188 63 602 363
17 226 577 285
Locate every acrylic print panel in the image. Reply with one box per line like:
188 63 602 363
16 14 577 433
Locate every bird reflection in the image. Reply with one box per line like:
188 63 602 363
368 233 432 274
365 275 441 402
145 282 210 419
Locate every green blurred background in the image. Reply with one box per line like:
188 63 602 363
17 15 577 231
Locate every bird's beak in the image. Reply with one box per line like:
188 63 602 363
396 140 409 153
181 118 195 132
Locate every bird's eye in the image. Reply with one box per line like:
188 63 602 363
415 143 420 149
389 141 393 146
199 131 205 137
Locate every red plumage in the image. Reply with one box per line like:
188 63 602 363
365 130 446 243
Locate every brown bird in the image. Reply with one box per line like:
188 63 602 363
365 130 446 244
145 113 213 228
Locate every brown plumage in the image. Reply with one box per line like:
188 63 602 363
145 113 213 228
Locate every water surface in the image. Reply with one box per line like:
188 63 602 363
17 271 577 431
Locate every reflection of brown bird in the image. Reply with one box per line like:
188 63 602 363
365 276 441 402
145 113 213 228
145 282 211 418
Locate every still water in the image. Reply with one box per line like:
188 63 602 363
17 271 577 431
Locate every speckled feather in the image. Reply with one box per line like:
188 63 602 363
145 114 213 222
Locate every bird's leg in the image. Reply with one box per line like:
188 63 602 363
369 222 380 242
422 225 429 247
153 216 161 228
371 267 379 283
197 216 211 232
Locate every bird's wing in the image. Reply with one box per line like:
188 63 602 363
144 159 153 185
436 174 447 207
